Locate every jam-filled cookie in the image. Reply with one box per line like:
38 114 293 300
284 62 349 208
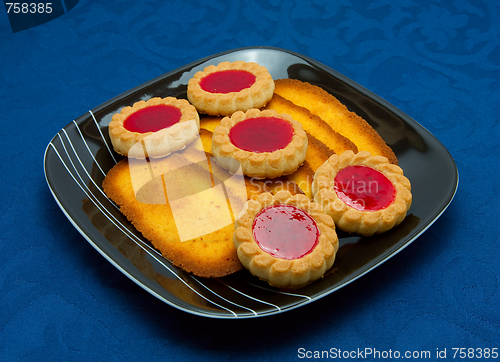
233 190 339 289
312 151 412 236
187 61 275 116
108 97 200 158
211 108 308 179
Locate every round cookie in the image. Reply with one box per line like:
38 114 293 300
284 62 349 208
233 190 339 289
187 61 275 116
211 108 308 179
312 150 412 236
108 97 200 158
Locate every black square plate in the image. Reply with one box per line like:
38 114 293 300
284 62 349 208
44 47 458 318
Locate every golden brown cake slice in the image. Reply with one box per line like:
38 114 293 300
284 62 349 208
274 79 398 165
264 93 357 157
103 158 242 278
102 134 250 278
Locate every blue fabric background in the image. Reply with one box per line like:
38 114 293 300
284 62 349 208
1 0 499 360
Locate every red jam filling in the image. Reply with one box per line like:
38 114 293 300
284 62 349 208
229 117 294 153
334 165 396 211
123 105 182 133
200 70 256 93
252 205 319 260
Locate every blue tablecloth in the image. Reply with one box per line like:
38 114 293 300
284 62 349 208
1 0 499 360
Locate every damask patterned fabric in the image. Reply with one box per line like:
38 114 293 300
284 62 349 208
1 0 499 360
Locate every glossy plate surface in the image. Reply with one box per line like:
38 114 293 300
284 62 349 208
44 47 458 318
